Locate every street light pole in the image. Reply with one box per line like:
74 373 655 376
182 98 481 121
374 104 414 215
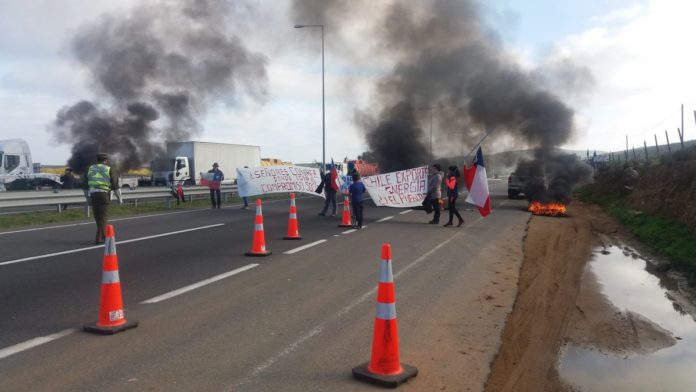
294 24 325 171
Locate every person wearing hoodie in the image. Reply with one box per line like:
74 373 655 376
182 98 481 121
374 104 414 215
444 165 464 227
427 163 443 224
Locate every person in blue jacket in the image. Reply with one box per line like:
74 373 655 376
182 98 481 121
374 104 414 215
349 172 367 229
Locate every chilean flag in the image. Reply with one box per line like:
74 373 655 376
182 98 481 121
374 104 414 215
463 147 491 217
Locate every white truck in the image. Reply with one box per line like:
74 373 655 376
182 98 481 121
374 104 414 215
151 141 261 186
0 139 61 191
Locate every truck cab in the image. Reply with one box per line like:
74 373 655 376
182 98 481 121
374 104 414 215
150 156 192 186
0 139 33 176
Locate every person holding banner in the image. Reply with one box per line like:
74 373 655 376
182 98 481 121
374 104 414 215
349 173 367 229
444 166 464 227
427 164 443 224
206 162 224 209
318 165 339 216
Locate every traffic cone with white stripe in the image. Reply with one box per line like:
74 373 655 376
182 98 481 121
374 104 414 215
352 243 418 387
84 224 138 335
338 194 353 228
284 193 302 240
245 199 272 256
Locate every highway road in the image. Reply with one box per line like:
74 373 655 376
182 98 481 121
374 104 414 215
0 180 530 391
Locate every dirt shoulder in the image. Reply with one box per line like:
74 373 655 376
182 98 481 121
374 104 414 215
484 201 676 392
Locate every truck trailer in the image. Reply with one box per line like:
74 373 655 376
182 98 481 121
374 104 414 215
151 141 261 186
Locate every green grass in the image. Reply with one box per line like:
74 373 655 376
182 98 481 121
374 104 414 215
0 193 288 230
576 188 696 284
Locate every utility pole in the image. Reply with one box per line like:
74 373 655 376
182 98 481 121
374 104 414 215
632 146 637 161
654 134 660 155
643 140 649 160
678 128 684 149
665 130 671 153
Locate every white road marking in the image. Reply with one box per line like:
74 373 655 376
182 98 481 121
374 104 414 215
0 197 292 236
141 264 259 304
0 329 76 360
333 235 340 237
0 224 225 267
399 209 413 215
230 211 494 389
376 216 394 223
341 229 356 234
283 240 327 255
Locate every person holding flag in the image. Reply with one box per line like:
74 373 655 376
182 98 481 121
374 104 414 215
463 147 491 217
201 162 224 209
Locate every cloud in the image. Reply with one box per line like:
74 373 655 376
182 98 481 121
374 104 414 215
552 0 696 150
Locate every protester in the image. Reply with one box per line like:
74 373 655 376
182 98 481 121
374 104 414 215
349 172 367 229
444 166 464 227
241 166 249 209
207 162 224 208
60 168 76 189
427 163 443 224
318 165 338 216
175 183 186 205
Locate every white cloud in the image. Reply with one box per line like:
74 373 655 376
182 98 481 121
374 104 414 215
552 0 696 151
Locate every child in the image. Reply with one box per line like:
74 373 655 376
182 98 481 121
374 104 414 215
348 173 367 229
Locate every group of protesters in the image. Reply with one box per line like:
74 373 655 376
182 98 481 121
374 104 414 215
317 162 464 229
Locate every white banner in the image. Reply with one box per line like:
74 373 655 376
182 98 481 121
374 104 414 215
236 166 324 198
363 166 428 207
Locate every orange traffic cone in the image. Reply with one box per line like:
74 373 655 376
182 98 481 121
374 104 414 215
245 199 272 256
284 193 302 240
338 194 353 228
84 224 138 335
353 243 418 387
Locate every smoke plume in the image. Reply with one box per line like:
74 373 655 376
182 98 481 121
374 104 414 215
291 0 593 201
50 0 268 173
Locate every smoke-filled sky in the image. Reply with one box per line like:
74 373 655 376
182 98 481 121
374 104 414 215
0 0 694 165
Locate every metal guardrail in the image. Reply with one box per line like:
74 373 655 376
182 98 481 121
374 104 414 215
0 185 239 211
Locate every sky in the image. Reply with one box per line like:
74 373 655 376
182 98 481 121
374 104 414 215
0 0 694 165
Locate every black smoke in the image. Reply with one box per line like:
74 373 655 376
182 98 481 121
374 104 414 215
291 0 594 201
50 0 268 173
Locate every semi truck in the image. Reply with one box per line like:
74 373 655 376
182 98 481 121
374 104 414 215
0 139 61 191
151 141 261 186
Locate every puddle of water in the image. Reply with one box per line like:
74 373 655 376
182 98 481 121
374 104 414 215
560 244 696 391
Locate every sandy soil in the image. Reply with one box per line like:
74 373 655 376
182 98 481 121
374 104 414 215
484 202 676 392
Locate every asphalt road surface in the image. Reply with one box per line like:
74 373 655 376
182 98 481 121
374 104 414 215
0 180 530 391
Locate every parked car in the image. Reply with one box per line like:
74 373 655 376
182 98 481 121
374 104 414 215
507 172 527 199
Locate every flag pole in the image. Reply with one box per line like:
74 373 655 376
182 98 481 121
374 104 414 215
464 127 496 162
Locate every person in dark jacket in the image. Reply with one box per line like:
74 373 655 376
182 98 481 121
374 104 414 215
444 166 464 227
207 162 224 208
60 168 76 189
318 167 338 216
349 173 367 229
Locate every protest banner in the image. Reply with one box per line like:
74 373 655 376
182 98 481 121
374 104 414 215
363 166 428 207
236 166 324 198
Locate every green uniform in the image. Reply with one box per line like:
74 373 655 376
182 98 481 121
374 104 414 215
85 163 120 243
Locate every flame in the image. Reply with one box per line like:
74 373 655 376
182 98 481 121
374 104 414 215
528 201 567 217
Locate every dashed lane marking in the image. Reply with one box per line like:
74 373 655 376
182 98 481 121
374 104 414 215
283 240 328 255
0 224 225 267
399 209 413 215
376 216 394 222
141 264 259 304
0 329 76 360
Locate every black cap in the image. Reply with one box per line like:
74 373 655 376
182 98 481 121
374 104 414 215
96 153 108 160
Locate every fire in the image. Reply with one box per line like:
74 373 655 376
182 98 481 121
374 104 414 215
528 201 567 217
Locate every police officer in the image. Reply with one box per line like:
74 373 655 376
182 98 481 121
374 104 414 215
84 153 122 244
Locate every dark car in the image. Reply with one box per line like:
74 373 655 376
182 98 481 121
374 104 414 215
507 172 527 199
